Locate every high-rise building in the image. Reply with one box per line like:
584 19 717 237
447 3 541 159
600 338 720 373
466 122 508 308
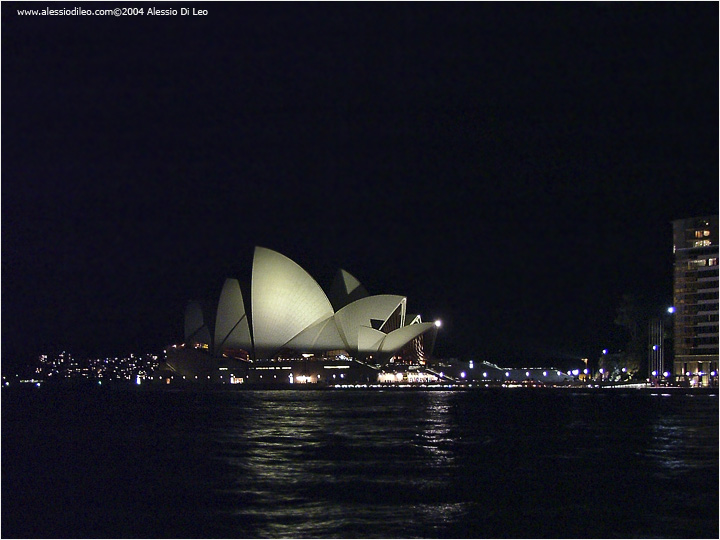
672 215 719 386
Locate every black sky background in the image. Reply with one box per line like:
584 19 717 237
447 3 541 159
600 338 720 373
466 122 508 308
2 2 718 372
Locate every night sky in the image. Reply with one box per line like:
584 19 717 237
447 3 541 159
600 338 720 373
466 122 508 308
2 2 718 371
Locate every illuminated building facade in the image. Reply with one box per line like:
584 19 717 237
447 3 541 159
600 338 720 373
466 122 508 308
672 216 719 386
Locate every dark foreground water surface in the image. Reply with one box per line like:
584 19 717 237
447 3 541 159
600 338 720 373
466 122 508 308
2 387 718 538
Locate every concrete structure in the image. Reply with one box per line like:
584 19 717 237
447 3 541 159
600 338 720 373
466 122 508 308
672 216 719 386
247 356 379 386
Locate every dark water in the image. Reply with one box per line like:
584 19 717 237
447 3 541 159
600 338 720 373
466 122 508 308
2 387 718 538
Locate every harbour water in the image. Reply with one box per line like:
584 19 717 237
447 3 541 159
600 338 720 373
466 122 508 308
2 387 718 538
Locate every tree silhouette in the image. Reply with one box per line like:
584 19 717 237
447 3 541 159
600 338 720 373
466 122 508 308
613 294 647 377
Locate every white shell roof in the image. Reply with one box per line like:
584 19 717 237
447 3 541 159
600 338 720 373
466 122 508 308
251 247 335 359
283 315 346 352
334 295 406 352
379 322 436 354
358 325 386 353
214 278 252 355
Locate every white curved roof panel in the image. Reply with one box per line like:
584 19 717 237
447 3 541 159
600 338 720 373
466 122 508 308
214 278 252 355
358 326 386 354
251 247 335 359
379 322 436 354
334 295 406 352
312 316 346 351
283 315 346 352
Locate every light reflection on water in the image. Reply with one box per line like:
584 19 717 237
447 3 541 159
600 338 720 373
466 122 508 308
2 388 717 538
203 390 718 538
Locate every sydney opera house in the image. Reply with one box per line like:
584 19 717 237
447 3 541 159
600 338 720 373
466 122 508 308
155 247 441 385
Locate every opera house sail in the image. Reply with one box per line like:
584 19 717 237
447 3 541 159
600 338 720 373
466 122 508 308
159 247 439 382
251 247 336 360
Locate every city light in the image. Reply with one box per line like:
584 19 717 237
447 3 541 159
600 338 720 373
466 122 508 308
460 371 466 378
602 349 608 355
434 320 442 328
652 370 657 377
652 345 659 351
667 306 675 314
663 372 670 378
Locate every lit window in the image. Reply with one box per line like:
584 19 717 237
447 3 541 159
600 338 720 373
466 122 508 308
709 258 718 266
694 240 712 248
695 230 711 238
689 259 707 268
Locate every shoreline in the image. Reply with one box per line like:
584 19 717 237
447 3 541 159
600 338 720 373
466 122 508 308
4 380 718 395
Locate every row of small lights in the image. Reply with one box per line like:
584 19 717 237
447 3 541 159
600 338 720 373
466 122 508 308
650 370 717 377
